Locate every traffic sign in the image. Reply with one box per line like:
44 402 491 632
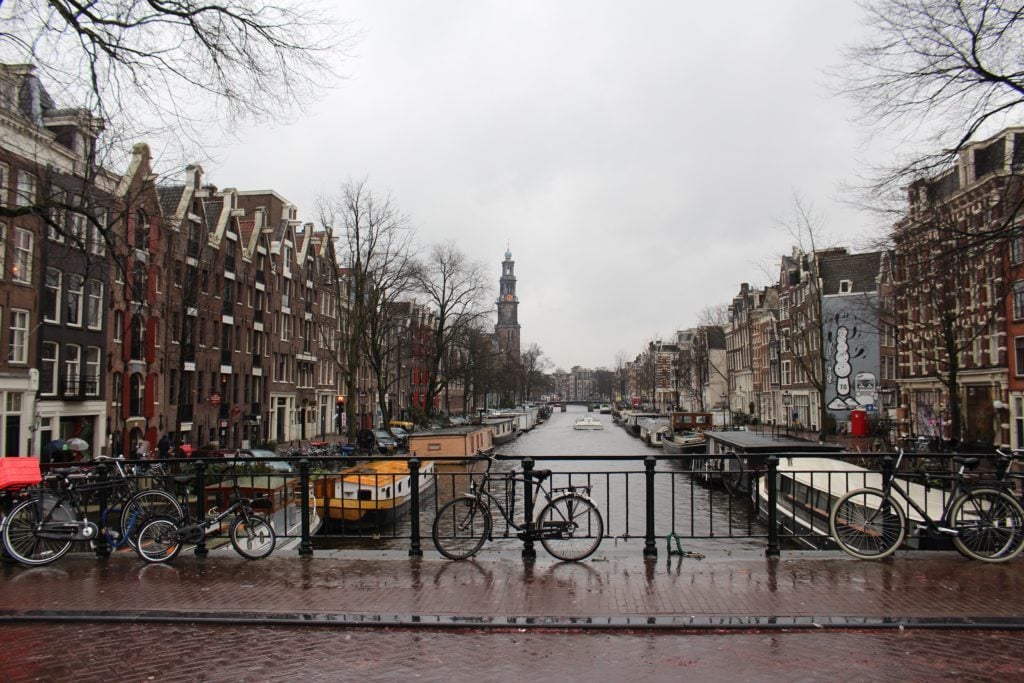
209 393 222 407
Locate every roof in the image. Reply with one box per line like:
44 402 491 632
819 252 882 295
705 430 846 453
157 185 185 219
238 218 256 245
203 199 222 233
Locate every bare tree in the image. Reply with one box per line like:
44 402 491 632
414 241 489 419
520 343 551 402
319 180 416 440
841 0 1024 187
0 0 346 160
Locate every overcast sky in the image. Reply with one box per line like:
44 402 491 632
203 0 890 371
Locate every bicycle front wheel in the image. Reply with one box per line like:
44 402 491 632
829 488 906 560
950 488 1024 562
135 516 183 563
229 513 276 559
433 496 491 560
119 489 183 549
538 494 604 561
2 496 75 566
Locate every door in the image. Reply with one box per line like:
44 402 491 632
965 386 994 448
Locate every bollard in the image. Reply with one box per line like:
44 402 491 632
644 454 657 558
765 456 780 558
521 457 537 560
299 459 313 557
194 459 208 557
408 457 423 557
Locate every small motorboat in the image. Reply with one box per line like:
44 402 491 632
573 416 604 430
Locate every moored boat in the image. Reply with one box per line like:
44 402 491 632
661 430 707 457
316 459 436 531
637 417 671 446
206 473 322 552
481 416 518 445
408 425 495 470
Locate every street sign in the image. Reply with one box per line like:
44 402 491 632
230 405 241 417
219 419 228 428
209 393 221 407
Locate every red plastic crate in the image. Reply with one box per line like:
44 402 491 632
0 457 41 489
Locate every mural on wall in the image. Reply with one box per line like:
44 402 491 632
823 297 880 415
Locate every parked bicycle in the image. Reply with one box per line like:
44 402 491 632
828 449 1024 562
134 467 276 562
432 454 604 561
2 456 182 566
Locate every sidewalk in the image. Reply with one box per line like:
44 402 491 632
3 547 1024 630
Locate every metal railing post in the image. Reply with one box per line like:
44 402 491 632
408 457 423 557
765 455 780 558
521 457 537 560
194 459 208 557
644 454 657 558
94 460 111 557
299 459 313 556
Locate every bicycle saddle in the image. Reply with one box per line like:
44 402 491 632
527 469 551 481
952 456 979 469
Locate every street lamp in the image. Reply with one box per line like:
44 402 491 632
782 390 792 435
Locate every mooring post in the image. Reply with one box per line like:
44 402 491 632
194 459 208 557
299 459 313 557
521 457 537 560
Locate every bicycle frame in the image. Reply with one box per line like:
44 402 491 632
880 451 980 534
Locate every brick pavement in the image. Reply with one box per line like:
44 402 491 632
2 548 1024 629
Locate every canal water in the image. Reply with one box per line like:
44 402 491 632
314 405 769 555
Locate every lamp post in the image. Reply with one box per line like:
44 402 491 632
782 390 792 436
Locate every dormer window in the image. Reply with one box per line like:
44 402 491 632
838 279 853 294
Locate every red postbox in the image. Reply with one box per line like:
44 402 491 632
850 408 868 437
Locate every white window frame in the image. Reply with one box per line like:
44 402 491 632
838 279 853 294
40 341 58 396
0 223 5 279
86 279 103 330
12 228 31 284
15 170 36 207
113 310 124 343
8 309 28 364
85 346 100 396
44 267 62 323
65 344 81 394
66 274 84 327
69 212 86 245
0 163 8 207
89 211 107 255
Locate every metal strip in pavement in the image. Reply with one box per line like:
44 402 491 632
2 610 1024 631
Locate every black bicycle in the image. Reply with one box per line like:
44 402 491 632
2 456 182 566
829 449 1024 562
432 454 604 561
134 469 276 562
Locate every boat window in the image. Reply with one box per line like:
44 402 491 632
358 489 372 501
384 487 390 497
397 482 403 492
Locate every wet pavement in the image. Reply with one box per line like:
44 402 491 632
3 547 1024 681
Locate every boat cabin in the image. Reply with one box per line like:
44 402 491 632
408 425 495 470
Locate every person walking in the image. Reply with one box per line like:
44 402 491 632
158 434 171 459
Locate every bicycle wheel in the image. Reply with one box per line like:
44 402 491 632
538 494 604 561
119 489 183 549
950 488 1024 562
432 496 491 560
135 516 183 563
829 487 906 560
229 513 276 559
2 496 75 566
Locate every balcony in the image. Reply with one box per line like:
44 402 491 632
61 375 100 401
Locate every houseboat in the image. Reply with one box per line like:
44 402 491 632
573 416 604 430
408 425 495 470
206 473 322 551
637 417 671 446
315 458 436 531
618 411 664 437
661 431 707 459
697 431 846 494
670 412 714 433
480 415 518 445
753 455 947 550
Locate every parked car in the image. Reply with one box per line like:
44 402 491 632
389 427 410 451
372 430 398 455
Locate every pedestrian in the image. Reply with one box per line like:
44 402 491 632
136 439 151 460
158 434 171 459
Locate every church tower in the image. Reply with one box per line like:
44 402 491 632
495 248 521 362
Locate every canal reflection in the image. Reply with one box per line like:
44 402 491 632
314 405 769 555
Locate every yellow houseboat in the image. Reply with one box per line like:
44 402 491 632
316 459 435 530
408 426 494 471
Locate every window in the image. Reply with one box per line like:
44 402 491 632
1016 337 1024 377
85 347 100 396
129 373 144 416
68 212 86 245
135 209 148 251
43 268 62 323
40 342 58 396
15 171 36 207
8 309 28 363
12 228 31 283
66 274 84 326
838 279 852 294
86 280 103 329
781 360 792 386
0 223 5 278
1015 281 1024 320
89 211 106 255
65 344 81 394
0 163 7 206
112 372 122 406
113 310 123 342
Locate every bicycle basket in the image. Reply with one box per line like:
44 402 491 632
0 457 41 489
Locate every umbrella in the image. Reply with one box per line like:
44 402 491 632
41 439 66 458
65 437 89 452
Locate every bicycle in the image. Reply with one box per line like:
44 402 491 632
134 465 276 562
828 449 1024 562
432 454 604 561
2 456 182 566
